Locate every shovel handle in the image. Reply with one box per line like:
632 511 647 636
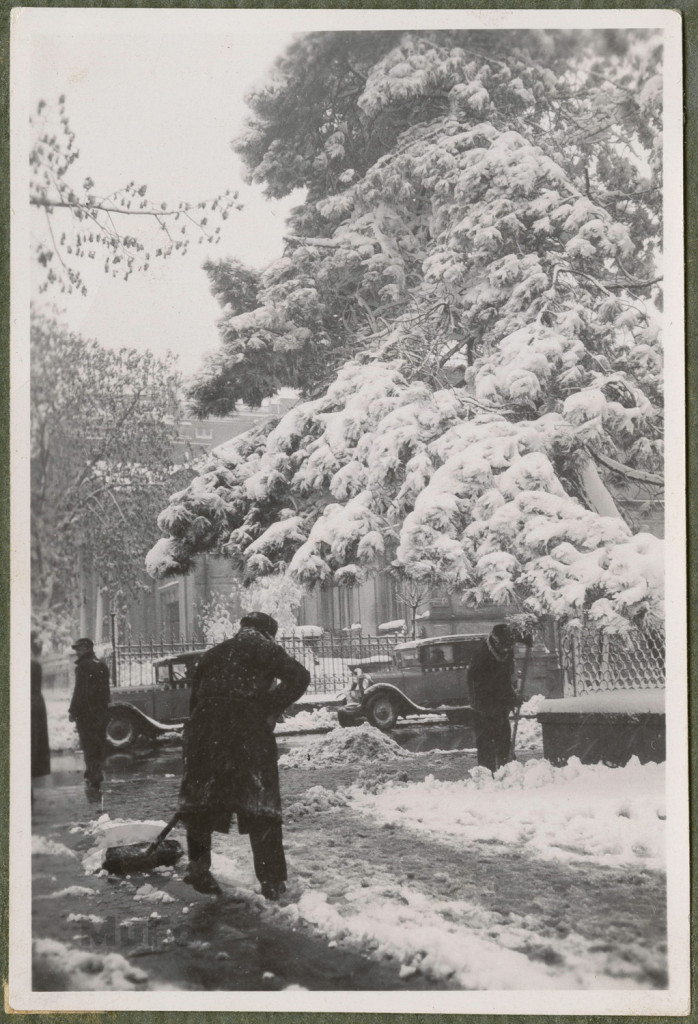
144 812 181 857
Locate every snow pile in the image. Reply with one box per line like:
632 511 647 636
349 757 665 870
80 815 168 874
514 715 543 753
287 786 350 818
37 886 97 900
32 835 78 859
277 706 338 733
278 722 411 769
32 937 149 990
45 691 79 752
133 884 176 905
66 913 105 924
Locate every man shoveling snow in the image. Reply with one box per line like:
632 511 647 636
177 612 310 899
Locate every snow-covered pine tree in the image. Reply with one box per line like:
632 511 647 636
150 30 664 630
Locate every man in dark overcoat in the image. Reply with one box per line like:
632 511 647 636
31 632 51 789
178 611 310 899
68 637 110 800
467 624 523 773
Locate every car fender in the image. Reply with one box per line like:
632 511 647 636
361 683 424 715
108 702 184 736
361 684 472 717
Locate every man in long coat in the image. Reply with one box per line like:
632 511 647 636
178 612 310 898
467 624 523 773
31 632 51 788
68 637 110 800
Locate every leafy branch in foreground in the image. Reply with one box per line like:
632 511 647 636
30 96 242 295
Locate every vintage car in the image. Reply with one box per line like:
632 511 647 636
337 633 562 730
106 650 204 749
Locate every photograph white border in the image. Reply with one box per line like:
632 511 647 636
9 6 688 1013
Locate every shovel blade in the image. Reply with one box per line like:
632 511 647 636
103 838 184 875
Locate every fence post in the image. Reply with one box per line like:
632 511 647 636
110 611 118 688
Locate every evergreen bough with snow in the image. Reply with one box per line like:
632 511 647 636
149 29 665 631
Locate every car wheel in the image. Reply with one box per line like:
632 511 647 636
367 694 399 731
106 710 140 750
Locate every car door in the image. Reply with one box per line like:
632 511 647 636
421 643 462 705
392 646 426 704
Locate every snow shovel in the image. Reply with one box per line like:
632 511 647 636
103 812 184 875
509 644 532 761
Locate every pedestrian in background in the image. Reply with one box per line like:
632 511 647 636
68 637 110 801
178 611 310 899
31 632 51 796
467 624 524 774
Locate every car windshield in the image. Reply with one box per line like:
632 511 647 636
396 648 420 668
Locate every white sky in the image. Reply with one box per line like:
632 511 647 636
29 29 301 377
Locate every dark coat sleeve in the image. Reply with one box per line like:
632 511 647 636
188 652 209 715
468 644 516 715
260 644 311 717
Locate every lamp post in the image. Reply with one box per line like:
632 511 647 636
110 610 118 688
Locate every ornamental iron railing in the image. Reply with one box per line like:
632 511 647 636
559 624 665 696
110 632 402 694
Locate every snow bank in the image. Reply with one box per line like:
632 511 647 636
32 937 149 990
32 835 78 859
349 757 665 870
278 722 411 769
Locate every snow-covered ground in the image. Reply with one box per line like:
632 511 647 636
348 756 665 871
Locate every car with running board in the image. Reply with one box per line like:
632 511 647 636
106 650 204 749
337 632 560 730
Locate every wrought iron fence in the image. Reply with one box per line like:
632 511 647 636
112 633 401 694
559 624 665 696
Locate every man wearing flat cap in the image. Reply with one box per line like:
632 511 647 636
68 638 110 801
178 612 310 899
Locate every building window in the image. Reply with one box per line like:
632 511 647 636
162 598 180 638
195 427 213 440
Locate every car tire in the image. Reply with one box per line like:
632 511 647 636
106 710 140 750
367 694 399 731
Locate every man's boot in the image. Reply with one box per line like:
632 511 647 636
184 831 221 896
261 881 287 902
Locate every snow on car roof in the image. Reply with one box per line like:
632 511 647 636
394 633 488 651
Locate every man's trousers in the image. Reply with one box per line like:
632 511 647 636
187 813 287 886
76 719 107 787
474 713 512 773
